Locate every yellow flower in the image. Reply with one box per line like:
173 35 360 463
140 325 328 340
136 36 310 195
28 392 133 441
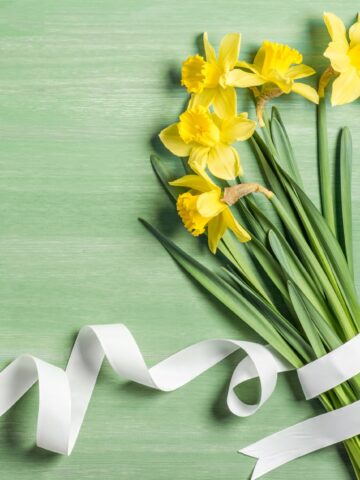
237 40 319 125
181 33 262 118
169 173 251 253
159 105 256 180
322 12 360 105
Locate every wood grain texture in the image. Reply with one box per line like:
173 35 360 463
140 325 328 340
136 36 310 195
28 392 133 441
0 0 359 478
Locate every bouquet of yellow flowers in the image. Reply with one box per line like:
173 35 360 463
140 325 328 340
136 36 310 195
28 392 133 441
142 12 360 478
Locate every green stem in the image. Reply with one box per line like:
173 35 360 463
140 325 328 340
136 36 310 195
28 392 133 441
317 98 336 234
271 195 357 340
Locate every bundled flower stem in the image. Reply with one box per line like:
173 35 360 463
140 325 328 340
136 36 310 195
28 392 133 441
143 14 360 477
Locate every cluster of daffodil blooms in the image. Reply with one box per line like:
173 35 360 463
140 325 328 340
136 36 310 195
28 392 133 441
158 12 360 254
145 12 360 478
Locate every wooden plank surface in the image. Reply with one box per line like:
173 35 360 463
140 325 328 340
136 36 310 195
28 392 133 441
0 0 359 478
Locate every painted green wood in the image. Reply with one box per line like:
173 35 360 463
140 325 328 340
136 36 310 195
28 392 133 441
0 1 358 478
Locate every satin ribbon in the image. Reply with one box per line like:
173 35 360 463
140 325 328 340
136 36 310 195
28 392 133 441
0 324 359 478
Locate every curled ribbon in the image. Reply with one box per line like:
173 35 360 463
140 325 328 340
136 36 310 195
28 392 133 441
1 323 360 478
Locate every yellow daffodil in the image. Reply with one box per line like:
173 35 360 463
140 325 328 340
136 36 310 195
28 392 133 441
236 40 319 125
321 12 360 105
169 173 250 253
169 173 272 253
181 33 262 118
159 105 256 180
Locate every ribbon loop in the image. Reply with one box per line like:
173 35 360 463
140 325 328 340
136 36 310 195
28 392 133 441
0 324 286 456
1 323 360 479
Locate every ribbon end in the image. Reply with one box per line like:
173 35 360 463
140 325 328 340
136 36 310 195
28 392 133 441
238 449 266 480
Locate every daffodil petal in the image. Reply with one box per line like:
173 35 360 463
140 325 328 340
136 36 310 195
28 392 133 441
189 89 216 110
189 146 210 171
236 61 260 74
207 144 241 180
291 82 319 103
212 86 237 118
203 32 217 63
221 116 256 144
169 174 211 193
349 18 360 47
324 41 350 72
207 215 227 254
324 12 348 45
159 123 192 157
226 69 265 87
222 209 250 242
253 43 266 71
219 33 241 71
331 68 360 105
196 190 226 218
287 64 316 79
268 70 292 93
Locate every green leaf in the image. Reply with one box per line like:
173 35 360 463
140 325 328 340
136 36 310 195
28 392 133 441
220 231 272 302
223 269 312 362
284 173 360 331
270 108 303 188
271 195 357 340
338 127 354 278
286 285 360 405
141 218 303 368
150 153 181 200
247 236 289 301
287 286 359 403
250 132 296 227
235 198 267 243
317 98 336 233
268 230 340 330
269 230 322 299
287 281 325 358
288 282 342 353
250 133 301 230
150 154 259 289
245 196 285 237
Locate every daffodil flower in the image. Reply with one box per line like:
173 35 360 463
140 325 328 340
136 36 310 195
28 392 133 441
181 33 261 118
159 105 256 180
169 173 249 253
321 12 360 105
169 173 272 253
236 40 319 125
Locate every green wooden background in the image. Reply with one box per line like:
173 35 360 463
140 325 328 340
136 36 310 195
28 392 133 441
0 0 359 478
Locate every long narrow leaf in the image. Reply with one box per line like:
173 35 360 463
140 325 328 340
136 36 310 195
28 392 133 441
268 230 341 331
150 153 182 200
288 281 326 358
317 98 336 233
251 133 302 230
141 218 303 367
271 195 356 340
150 153 267 292
338 127 354 278
270 110 303 188
284 172 360 329
288 282 342 352
223 269 312 362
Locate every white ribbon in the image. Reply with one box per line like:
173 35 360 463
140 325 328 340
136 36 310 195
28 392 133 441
242 332 360 478
0 323 360 478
